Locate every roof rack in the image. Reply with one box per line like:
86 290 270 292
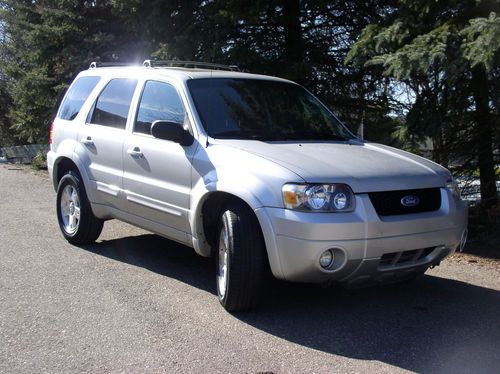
143 59 240 71
89 61 137 69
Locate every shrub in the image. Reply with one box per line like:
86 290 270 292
31 150 47 170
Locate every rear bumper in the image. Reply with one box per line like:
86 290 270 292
47 150 56 190
255 188 468 283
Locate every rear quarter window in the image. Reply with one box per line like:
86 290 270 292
58 76 101 121
90 78 138 129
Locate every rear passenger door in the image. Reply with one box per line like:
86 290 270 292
77 78 138 208
122 80 197 241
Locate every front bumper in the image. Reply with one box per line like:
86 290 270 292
255 188 468 284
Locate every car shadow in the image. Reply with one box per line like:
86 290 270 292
462 240 500 260
81 234 215 294
80 234 500 373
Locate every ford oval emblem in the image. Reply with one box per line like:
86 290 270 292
401 195 420 207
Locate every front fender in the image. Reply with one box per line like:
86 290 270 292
188 168 287 279
189 168 269 244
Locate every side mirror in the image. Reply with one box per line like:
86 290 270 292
151 120 192 146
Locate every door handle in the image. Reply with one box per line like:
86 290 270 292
80 136 94 146
127 147 143 158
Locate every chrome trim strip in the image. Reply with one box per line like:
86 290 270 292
125 191 183 217
96 181 120 197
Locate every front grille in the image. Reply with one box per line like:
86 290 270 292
368 188 441 216
379 247 435 268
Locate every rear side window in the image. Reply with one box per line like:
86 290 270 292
58 76 100 121
90 78 138 129
135 81 185 135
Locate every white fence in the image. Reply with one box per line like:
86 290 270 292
457 178 500 203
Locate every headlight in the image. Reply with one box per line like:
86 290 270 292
282 183 355 212
446 177 461 201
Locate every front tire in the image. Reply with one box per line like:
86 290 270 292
56 171 103 244
216 202 267 312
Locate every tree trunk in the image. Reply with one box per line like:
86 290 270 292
282 0 305 82
432 133 444 166
471 66 497 207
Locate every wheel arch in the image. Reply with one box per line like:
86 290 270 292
200 192 246 252
190 187 284 280
52 154 96 203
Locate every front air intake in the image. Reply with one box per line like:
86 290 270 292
368 188 441 216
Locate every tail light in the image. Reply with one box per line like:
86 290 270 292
49 122 54 144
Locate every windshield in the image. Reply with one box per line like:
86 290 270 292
187 78 354 141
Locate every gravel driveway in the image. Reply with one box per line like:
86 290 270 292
0 164 499 373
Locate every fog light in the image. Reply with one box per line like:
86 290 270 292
319 250 334 268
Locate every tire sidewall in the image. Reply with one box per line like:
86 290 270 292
215 203 266 311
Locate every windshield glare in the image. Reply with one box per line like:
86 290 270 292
187 78 353 141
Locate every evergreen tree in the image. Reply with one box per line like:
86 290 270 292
347 0 499 205
1 0 398 144
127 0 399 137
0 0 140 143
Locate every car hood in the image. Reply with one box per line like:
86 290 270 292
213 139 450 193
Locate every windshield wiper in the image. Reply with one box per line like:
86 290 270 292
211 130 278 141
283 132 349 141
211 130 245 139
212 129 349 142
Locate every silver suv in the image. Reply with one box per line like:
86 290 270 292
48 61 468 311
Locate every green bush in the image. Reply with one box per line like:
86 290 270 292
31 150 47 170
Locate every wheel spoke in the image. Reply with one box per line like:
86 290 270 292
68 214 75 229
60 194 68 206
65 186 73 201
71 189 78 204
61 205 70 217
74 206 80 220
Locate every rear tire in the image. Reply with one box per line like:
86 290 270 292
216 202 266 312
56 171 103 244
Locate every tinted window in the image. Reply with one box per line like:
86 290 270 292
90 79 137 129
135 81 185 135
58 76 100 121
187 78 353 141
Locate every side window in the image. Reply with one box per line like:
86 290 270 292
58 76 100 121
90 78 138 129
135 81 186 135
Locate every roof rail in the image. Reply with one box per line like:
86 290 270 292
143 59 239 71
89 61 136 69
